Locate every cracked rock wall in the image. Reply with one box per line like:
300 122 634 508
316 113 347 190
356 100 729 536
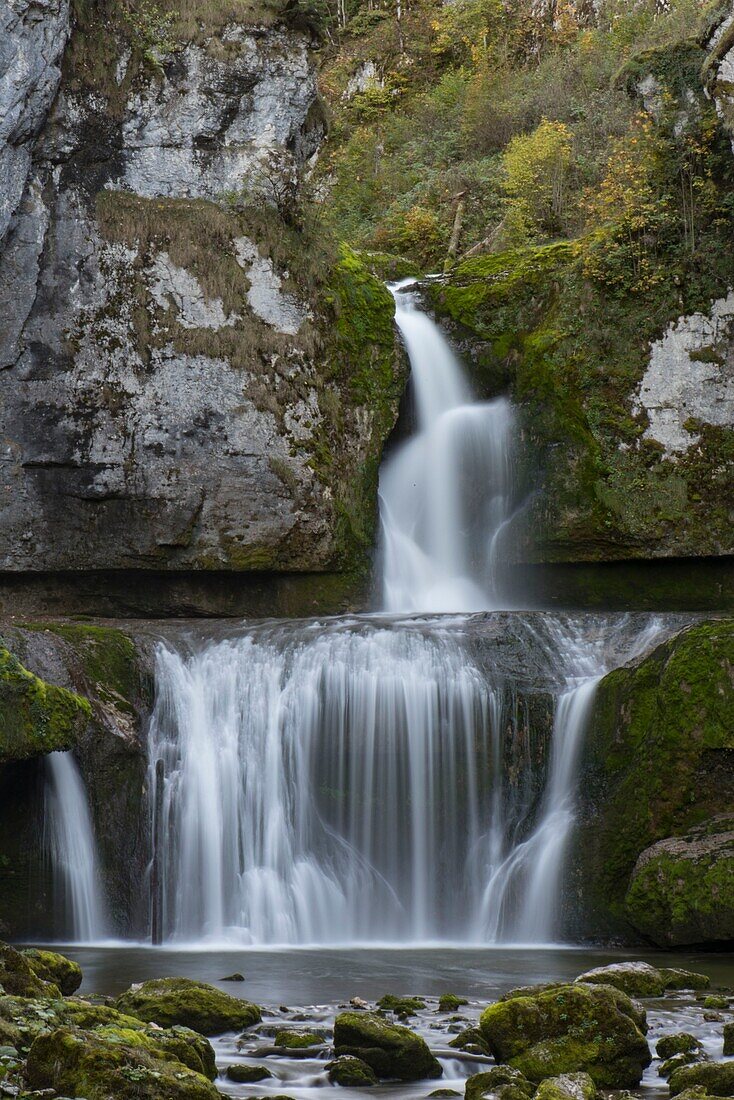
0 1 405 597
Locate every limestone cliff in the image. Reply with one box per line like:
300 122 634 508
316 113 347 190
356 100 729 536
0 0 406 612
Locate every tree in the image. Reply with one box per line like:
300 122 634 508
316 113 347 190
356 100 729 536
502 119 574 243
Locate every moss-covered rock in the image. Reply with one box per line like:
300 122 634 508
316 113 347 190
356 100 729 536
534 1071 597 1100
226 1062 273 1082
656 1034 704 1061
0 647 90 764
625 817 734 946
574 619 734 942
447 1025 489 1054
438 994 468 1013
273 1028 325 1048
575 962 708 998
115 977 261 1035
377 993 426 1015
478 983 651 1088
660 1052 701 1079
21 948 82 996
25 1025 220 1099
0 945 58 998
333 1010 442 1081
723 1023 734 1056
464 1065 535 1100
669 1061 734 1096
327 1054 379 1086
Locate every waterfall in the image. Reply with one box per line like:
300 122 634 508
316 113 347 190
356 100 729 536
379 281 517 613
149 620 559 945
140 287 669 948
44 751 107 941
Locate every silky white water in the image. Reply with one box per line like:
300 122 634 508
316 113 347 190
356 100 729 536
44 751 107 941
146 615 665 946
379 281 517 613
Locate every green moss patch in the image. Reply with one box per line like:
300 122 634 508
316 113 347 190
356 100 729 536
0 648 90 764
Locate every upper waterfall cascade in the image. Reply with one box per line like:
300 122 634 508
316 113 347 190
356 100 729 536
379 281 518 613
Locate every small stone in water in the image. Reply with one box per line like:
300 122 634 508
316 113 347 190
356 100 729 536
226 1064 273 1083
350 997 370 1010
220 973 246 982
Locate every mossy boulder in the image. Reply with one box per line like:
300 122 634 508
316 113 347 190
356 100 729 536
226 1062 273 1082
333 1010 442 1081
377 993 426 1015
92 1024 217 1079
669 1062 734 1096
115 977 261 1035
438 994 468 1013
327 1054 379 1086
25 1025 219 1099
273 1028 325 1048
625 817 734 947
657 1034 704 1061
0 647 91 764
534 1071 597 1100
447 1025 489 1054
479 983 651 1088
575 620 734 942
464 1065 535 1100
723 1023 734 1055
22 948 82 995
575 962 709 998
660 1053 702 1079
0 945 58 998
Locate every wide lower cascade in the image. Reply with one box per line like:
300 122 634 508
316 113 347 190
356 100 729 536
146 615 634 946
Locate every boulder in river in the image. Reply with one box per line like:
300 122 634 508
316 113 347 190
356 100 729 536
534 1071 598 1100
333 1010 442 1081
115 977 261 1035
656 1033 704 1061
669 1061 734 1096
479 982 651 1087
464 1065 535 1100
327 1054 379 1086
575 962 709 998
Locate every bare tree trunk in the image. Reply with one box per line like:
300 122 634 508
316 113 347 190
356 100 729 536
459 216 507 261
446 195 466 264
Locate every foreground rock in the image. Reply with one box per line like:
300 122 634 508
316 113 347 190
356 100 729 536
22 947 83 995
26 1026 219 1099
575 962 709 998
626 816 734 947
116 977 261 1035
334 1010 442 1081
535 1072 597 1100
669 1061 734 1096
0 943 58 997
464 1065 534 1100
328 1054 379 1086
479 983 651 1087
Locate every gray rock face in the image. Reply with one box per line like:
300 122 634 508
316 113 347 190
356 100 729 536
0 10 403 592
0 0 70 241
